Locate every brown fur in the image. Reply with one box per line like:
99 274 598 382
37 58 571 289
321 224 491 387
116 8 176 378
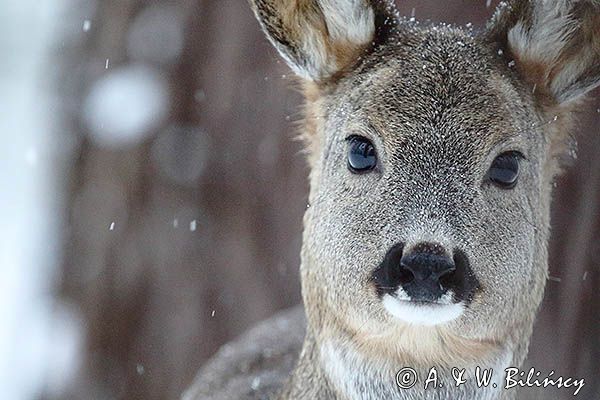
186 1 600 399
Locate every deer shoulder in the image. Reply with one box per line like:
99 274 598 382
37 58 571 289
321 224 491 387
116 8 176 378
182 306 305 400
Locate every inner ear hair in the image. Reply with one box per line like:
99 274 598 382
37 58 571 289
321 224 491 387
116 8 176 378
249 0 398 82
486 0 600 104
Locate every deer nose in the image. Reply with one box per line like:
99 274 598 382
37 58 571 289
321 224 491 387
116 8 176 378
399 243 456 302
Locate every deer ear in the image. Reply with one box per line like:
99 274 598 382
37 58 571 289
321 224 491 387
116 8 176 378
486 0 600 104
249 0 397 82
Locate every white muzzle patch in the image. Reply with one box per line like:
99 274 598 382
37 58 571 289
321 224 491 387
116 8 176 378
382 290 464 326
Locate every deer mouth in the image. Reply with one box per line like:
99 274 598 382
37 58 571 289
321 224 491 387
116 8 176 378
370 242 481 325
380 289 465 326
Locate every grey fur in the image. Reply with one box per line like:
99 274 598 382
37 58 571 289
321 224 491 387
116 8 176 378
185 1 600 399
182 307 305 400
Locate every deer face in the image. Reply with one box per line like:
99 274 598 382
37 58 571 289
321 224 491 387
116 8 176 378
301 32 549 343
251 0 600 359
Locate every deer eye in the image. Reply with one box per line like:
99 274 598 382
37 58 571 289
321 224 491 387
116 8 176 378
347 136 377 173
488 152 521 189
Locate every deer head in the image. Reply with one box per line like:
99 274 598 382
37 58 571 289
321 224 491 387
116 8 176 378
250 0 599 396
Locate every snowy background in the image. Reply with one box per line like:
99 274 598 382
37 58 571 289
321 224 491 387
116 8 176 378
0 1 598 399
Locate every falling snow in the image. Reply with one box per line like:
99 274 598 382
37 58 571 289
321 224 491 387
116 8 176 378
5 2 600 400
151 125 210 186
127 4 184 64
83 65 169 148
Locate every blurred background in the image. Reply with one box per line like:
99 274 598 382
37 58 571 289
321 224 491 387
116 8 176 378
1 1 598 399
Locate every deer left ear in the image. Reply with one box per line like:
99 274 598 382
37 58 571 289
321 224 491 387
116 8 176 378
486 0 600 104
249 0 397 82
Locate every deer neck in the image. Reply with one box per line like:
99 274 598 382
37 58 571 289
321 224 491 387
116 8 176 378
282 325 518 400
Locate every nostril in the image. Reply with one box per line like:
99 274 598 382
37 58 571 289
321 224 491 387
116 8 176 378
435 275 452 292
434 262 456 279
438 265 456 287
398 264 415 284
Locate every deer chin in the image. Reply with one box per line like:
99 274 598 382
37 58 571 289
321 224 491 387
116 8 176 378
382 291 465 326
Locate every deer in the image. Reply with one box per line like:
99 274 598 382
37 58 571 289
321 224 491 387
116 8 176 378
183 1 600 399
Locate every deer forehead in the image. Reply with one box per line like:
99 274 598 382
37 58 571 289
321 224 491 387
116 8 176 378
317 29 535 157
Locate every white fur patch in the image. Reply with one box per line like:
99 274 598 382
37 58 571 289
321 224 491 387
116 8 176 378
506 0 599 101
297 31 331 80
491 350 513 391
507 1 576 67
320 341 365 400
382 294 465 326
319 0 375 44
320 339 509 400
301 0 376 80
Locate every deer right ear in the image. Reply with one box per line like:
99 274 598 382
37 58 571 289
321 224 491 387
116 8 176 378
249 0 397 82
486 0 600 105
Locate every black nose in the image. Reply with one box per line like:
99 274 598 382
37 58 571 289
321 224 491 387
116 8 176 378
371 242 481 304
399 243 455 302
401 243 455 281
